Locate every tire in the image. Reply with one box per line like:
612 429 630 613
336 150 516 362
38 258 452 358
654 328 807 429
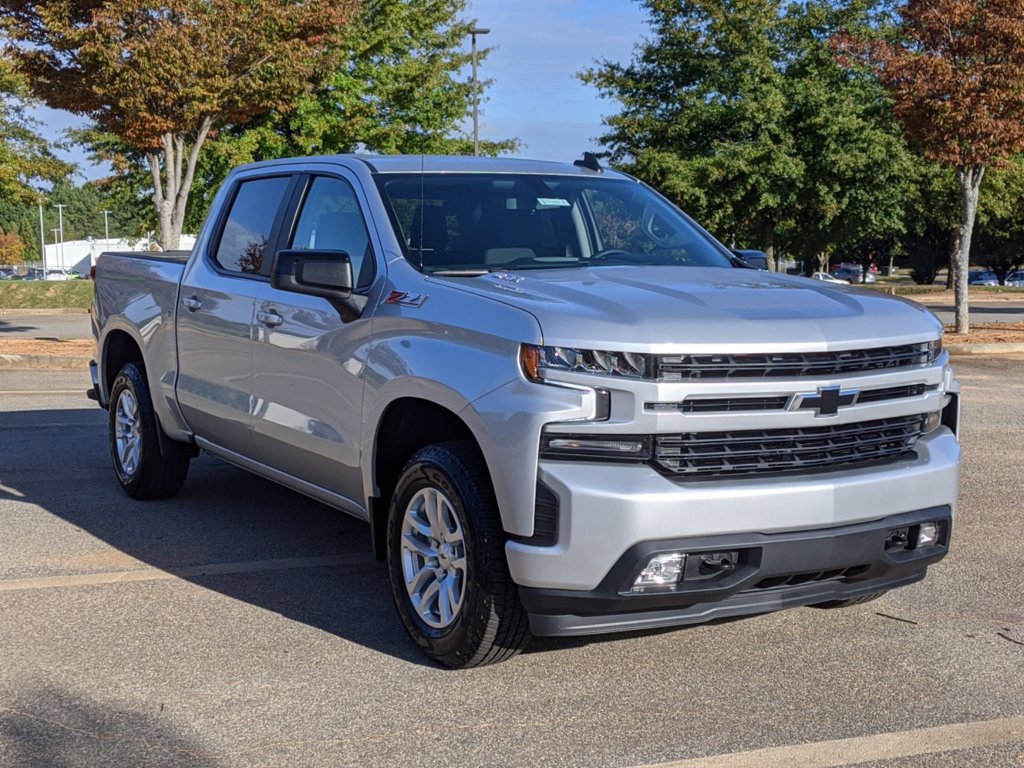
810 592 886 609
386 441 531 668
109 362 190 500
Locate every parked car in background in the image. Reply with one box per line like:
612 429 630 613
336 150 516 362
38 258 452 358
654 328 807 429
968 270 999 286
732 249 769 270
810 271 849 285
830 266 877 284
1006 271 1024 287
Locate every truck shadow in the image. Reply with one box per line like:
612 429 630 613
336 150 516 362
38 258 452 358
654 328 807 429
3 406 661 668
2 406 427 667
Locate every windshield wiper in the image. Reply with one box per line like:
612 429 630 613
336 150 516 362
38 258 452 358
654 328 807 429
429 269 489 276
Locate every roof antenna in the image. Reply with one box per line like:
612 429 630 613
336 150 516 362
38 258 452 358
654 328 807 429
574 152 603 173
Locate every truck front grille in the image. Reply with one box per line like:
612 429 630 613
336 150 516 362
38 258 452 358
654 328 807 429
653 383 936 414
655 342 934 381
653 414 925 478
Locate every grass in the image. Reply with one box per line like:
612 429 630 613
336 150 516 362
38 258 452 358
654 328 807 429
0 280 94 310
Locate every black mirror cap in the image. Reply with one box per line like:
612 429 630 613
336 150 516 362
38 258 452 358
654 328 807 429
273 249 354 300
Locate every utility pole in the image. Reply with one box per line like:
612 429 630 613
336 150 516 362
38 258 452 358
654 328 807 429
470 26 490 157
51 228 60 276
102 210 112 244
54 203 67 273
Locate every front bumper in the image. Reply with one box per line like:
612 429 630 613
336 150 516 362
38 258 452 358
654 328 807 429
506 429 959 591
521 506 950 636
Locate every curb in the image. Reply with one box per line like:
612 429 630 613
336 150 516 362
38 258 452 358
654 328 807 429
946 343 1024 355
0 354 93 371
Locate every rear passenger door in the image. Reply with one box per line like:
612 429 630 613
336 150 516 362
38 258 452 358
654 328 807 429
249 171 382 503
176 173 296 455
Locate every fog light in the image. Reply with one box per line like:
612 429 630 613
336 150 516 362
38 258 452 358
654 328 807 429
917 521 940 548
633 553 686 591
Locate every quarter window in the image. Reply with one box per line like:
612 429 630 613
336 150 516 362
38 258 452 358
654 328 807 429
212 176 292 275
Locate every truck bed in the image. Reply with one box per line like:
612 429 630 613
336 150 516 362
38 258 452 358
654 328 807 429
92 250 188 428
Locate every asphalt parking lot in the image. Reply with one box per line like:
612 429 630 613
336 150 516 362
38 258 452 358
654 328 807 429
0 359 1022 768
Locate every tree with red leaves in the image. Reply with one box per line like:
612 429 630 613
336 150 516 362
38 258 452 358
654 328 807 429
836 0 1024 333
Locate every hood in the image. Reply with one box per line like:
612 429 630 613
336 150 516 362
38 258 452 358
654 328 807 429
432 267 942 351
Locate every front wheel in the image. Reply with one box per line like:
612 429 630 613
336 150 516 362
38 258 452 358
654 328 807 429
109 362 190 500
386 442 530 668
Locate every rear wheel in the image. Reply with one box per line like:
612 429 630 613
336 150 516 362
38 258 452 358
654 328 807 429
386 442 530 668
109 362 190 500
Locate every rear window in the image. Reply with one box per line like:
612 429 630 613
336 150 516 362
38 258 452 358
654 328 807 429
212 176 292 275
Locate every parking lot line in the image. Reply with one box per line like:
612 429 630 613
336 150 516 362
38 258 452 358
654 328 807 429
0 390 87 395
639 715 1024 768
0 553 374 593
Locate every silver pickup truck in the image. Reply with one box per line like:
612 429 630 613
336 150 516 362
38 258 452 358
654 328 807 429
90 155 960 668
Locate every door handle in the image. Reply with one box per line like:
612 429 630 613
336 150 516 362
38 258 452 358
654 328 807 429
182 296 203 311
257 310 284 328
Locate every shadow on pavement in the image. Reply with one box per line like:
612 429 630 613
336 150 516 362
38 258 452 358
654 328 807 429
0 320 38 334
0 684 217 768
2 406 426 667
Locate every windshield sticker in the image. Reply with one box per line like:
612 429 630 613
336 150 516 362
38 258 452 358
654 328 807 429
536 198 571 209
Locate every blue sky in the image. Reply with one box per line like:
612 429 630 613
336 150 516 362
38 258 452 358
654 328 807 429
34 0 650 180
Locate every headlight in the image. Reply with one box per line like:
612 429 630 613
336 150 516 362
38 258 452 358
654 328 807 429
928 337 943 363
520 344 650 381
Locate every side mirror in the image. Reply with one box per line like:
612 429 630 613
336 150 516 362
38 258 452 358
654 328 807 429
272 249 353 300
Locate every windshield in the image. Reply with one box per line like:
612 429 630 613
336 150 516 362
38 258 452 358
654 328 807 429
375 174 734 274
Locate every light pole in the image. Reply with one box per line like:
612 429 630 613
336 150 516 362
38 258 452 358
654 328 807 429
54 203 67 272
38 202 46 275
102 209 112 244
470 26 490 157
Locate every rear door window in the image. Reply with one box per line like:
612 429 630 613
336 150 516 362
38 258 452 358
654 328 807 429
212 176 293 275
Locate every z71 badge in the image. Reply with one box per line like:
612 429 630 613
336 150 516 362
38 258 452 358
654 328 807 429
384 290 427 308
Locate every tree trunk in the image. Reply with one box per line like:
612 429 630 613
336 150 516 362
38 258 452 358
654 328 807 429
760 219 776 272
953 165 984 335
147 116 215 250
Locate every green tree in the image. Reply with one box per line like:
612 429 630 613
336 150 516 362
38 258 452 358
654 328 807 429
181 0 518 231
974 157 1024 284
778 1 915 277
581 0 801 267
1 0 359 250
581 0 912 273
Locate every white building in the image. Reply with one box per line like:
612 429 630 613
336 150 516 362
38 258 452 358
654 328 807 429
43 235 197 277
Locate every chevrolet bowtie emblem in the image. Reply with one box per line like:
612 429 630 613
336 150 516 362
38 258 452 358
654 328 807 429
792 385 860 417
